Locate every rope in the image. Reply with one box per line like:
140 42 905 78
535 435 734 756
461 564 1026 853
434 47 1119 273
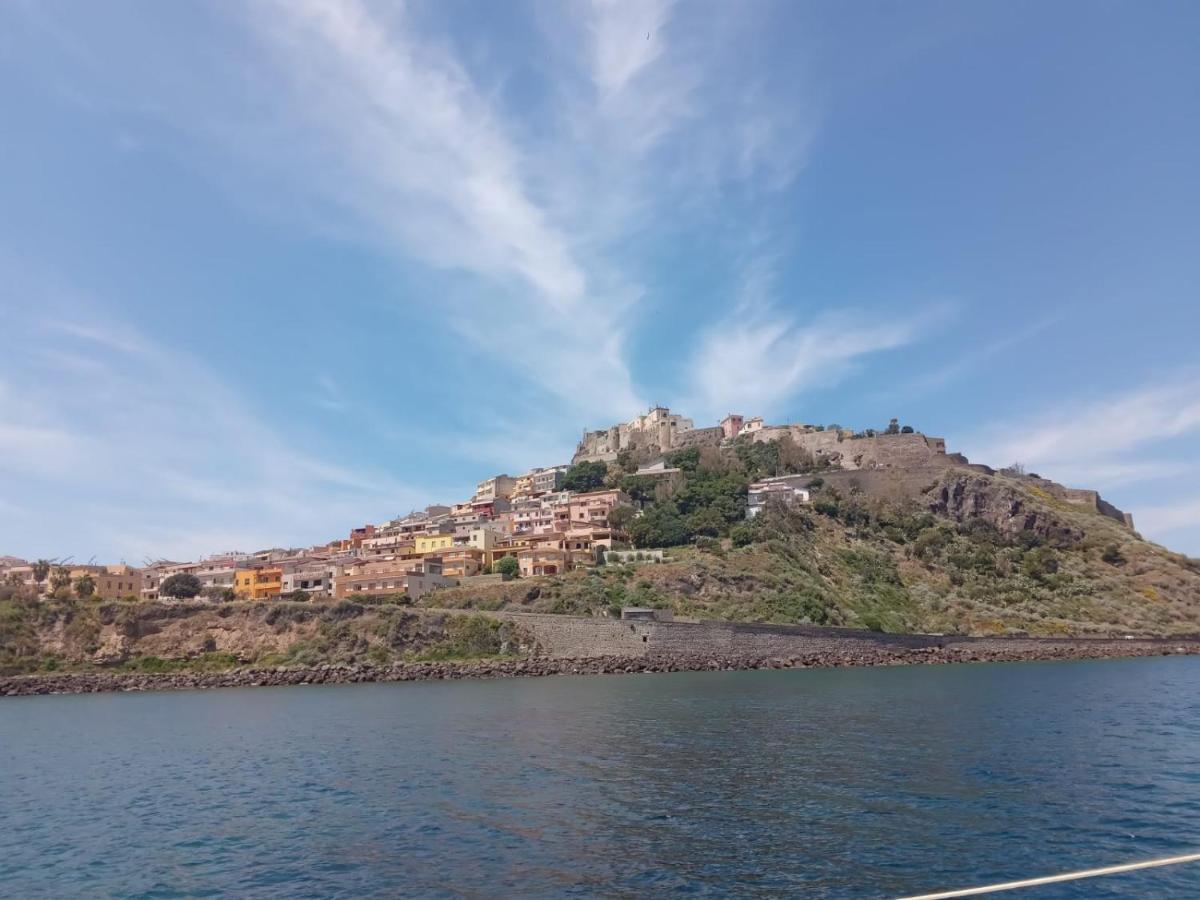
897 851 1200 899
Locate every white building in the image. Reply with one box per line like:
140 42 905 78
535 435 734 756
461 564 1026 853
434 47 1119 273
747 476 812 518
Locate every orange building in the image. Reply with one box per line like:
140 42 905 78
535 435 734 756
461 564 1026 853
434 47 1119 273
233 566 283 600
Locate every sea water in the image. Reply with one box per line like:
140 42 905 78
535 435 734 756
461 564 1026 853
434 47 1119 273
3 657 1200 897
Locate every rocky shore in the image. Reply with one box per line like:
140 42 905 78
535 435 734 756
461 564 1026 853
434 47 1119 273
3 638 1199 697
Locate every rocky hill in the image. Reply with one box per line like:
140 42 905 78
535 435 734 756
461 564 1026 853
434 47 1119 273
425 466 1200 637
3 440 1198 678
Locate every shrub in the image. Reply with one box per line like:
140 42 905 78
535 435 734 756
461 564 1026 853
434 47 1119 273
1101 544 1126 566
729 523 758 547
494 556 520 578
861 614 884 632
1021 547 1059 581
912 528 949 560
420 614 516 660
813 498 840 519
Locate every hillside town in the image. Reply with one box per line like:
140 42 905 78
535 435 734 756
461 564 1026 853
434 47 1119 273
1 406 981 604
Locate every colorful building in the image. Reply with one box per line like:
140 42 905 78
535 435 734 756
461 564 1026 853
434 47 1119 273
439 547 485 579
233 566 283 600
415 533 455 556
567 489 631 527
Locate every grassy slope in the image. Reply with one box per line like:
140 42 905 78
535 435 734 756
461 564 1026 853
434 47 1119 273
424 469 1200 637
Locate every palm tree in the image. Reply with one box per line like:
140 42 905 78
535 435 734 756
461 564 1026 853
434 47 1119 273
33 559 51 586
50 566 71 593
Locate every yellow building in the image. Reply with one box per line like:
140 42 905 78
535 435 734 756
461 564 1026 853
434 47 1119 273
66 565 144 600
234 566 283 600
415 533 455 555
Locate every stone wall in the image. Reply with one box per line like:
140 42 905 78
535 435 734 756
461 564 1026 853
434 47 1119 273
498 613 941 659
1061 487 1136 529
498 613 1179 660
671 426 725 450
743 428 955 471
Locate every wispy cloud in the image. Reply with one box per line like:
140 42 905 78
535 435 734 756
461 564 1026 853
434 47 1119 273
0 308 425 561
962 375 1200 489
589 0 674 98
878 314 1061 401
878 371 1200 553
229 0 645 424
684 255 931 421
1135 496 1200 539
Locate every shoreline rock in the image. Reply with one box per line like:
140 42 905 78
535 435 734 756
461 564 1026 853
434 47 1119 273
3 639 1199 697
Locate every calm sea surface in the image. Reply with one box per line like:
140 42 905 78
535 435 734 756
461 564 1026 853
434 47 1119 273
3 657 1200 898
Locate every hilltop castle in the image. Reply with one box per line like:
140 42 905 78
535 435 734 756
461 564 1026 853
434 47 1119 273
574 405 958 472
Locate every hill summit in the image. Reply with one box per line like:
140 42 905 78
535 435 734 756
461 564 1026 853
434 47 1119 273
423 406 1199 637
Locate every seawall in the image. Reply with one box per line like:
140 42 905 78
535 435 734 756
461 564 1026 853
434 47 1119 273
3 638 1198 697
497 612 1196 659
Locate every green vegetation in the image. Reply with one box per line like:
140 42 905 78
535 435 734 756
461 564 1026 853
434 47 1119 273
73 574 95 599
117 652 241 673
49 566 71 593
563 460 608 492
493 556 520 578
412 614 522 661
161 573 202 599
426 469 1200 637
617 438 826 549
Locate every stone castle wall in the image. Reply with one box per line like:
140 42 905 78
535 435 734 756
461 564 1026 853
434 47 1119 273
576 412 955 470
1056 486 1135 529
746 428 953 471
671 426 725 450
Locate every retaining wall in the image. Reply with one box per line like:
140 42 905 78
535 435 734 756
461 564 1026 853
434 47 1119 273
498 612 1183 660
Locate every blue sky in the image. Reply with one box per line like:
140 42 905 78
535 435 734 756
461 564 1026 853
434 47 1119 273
2 0 1198 562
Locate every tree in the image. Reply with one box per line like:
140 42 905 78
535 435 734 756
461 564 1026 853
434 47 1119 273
886 418 900 435
49 566 71 593
686 506 725 538
161 573 202 599
73 574 95 599
608 505 638 531
618 475 658 506
900 425 914 434
33 559 51 586
563 460 608 492
494 556 520 578
629 506 689 548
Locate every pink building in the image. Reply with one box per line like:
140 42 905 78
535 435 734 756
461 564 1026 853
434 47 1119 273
566 490 631 527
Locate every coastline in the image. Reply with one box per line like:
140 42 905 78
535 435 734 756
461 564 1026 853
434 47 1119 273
4 638 1199 697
